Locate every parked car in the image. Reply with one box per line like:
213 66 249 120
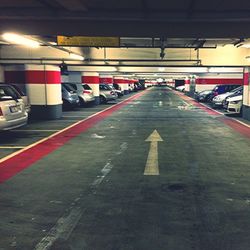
176 85 185 92
226 94 243 114
99 84 118 103
0 84 28 130
1 83 31 113
112 83 123 96
208 84 241 102
61 83 79 108
195 90 213 102
67 83 95 106
195 84 241 102
212 86 243 108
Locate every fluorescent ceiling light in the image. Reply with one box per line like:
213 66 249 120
69 53 84 60
158 67 165 72
2 33 40 48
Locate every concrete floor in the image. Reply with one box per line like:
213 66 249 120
0 87 250 250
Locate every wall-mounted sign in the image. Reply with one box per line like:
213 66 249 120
57 36 120 47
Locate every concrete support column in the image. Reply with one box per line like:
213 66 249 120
4 65 62 119
82 72 100 105
114 77 125 95
243 67 250 120
99 75 113 87
123 78 129 94
184 77 190 93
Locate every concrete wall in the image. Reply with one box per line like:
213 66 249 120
0 66 4 82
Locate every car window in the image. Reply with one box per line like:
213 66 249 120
63 84 75 92
83 84 92 90
0 85 20 101
68 83 77 90
100 84 111 90
11 84 25 96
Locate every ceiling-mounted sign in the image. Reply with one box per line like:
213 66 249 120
57 36 120 47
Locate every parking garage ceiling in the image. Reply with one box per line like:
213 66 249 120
1 0 250 37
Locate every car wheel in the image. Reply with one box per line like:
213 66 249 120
79 97 86 107
100 95 107 104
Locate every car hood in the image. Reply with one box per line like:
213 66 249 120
227 95 243 102
198 90 212 95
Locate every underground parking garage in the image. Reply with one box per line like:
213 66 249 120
1 1 250 250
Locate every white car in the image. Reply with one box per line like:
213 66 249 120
227 95 243 114
0 84 28 130
212 86 243 108
176 85 185 92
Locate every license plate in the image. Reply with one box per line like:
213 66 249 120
10 105 20 113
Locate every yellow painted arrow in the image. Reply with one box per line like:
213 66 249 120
144 130 163 175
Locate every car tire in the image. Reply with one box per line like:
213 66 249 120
79 97 86 107
100 95 107 104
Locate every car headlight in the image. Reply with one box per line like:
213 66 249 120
231 101 240 104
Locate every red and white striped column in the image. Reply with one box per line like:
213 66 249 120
184 77 190 92
114 77 126 95
81 72 100 105
5 65 62 119
243 67 250 120
99 75 113 87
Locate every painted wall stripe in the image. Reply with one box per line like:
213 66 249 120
81 76 100 84
0 90 148 184
196 78 243 85
4 70 61 84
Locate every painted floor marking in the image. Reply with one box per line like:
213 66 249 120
35 141 128 250
144 130 163 176
12 129 60 132
173 90 250 138
0 146 26 149
0 90 148 183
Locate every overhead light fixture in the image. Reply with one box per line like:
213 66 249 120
69 53 84 60
2 33 40 48
158 67 165 72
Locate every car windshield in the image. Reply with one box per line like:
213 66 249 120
100 84 111 90
0 85 20 101
63 84 75 92
230 86 242 93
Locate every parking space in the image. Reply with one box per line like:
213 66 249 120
1 87 250 249
0 93 139 160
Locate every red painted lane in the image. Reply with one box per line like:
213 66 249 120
0 90 147 184
174 90 250 139
219 118 250 139
174 91 219 116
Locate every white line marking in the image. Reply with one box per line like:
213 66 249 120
232 118 250 128
199 102 224 115
12 130 60 132
0 146 26 149
0 92 145 164
35 141 128 250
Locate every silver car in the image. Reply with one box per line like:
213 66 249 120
0 84 28 130
99 84 118 103
67 83 95 106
